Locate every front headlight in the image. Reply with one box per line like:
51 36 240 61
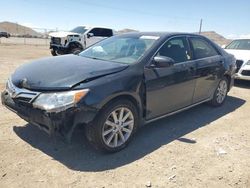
33 89 89 113
246 60 250 65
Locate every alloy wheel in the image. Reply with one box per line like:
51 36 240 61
216 80 228 104
102 107 134 148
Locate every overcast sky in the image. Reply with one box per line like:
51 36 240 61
1 0 250 38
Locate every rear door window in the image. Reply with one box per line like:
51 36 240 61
190 37 219 59
89 28 113 37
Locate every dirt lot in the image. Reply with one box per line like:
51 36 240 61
0 44 250 188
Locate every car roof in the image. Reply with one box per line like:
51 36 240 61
78 26 113 30
117 32 206 39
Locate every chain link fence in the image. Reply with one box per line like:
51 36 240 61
0 22 232 46
0 25 59 46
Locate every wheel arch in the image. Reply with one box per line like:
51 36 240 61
102 94 141 112
68 41 84 50
97 93 144 124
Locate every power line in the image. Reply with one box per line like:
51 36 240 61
23 0 200 24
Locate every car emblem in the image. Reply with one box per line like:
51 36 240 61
10 89 17 98
8 86 17 98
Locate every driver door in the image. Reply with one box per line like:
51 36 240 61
144 36 197 120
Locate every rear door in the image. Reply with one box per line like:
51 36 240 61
86 28 113 47
188 37 224 103
145 36 197 120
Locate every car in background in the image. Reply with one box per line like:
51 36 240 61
49 26 114 56
0 31 10 38
2 32 236 152
224 39 250 80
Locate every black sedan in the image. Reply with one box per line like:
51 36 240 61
1 32 236 152
0 31 10 38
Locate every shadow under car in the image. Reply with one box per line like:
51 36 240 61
13 96 245 172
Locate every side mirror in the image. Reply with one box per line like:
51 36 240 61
153 56 175 68
87 33 94 38
221 44 226 49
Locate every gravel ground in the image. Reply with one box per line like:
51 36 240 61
0 44 250 188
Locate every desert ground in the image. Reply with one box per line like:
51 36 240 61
0 44 250 188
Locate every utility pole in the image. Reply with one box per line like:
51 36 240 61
199 19 203 34
45 29 48 46
16 22 18 35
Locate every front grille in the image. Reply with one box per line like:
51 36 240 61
6 79 40 104
17 97 33 103
51 37 61 45
241 70 250 76
14 93 37 103
235 60 244 73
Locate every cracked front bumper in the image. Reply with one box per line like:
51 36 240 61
1 90 98 139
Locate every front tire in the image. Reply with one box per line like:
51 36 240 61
209 77 228 106
85 99 139 153
51 49 59 56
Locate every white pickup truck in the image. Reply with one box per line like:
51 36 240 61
49 26 114 56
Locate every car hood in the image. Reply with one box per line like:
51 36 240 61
49 31 80 38
225 49 250 62
11 55 128 91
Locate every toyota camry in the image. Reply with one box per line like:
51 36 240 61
1 32 236 152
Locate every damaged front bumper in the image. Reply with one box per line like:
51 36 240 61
1 90 98 141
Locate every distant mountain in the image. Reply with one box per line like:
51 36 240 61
0 21 42 37
199 31 231 45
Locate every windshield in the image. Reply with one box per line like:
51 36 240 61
79 35 159 64
70 26 87 34
226 39 250 50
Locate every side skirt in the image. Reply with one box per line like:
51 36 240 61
145 98 211 124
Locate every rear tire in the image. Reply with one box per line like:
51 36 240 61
85 99 139 153
209 77 228 107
